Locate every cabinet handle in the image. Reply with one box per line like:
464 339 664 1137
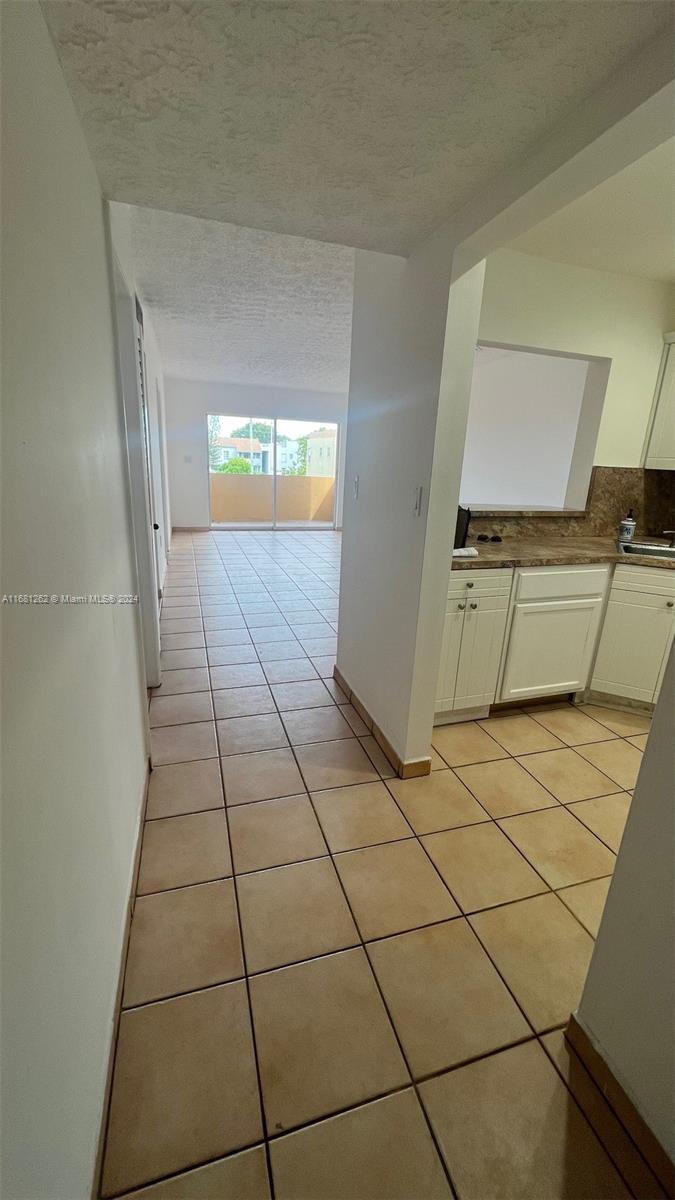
470 602 478 610
668 601 674 608
457 602 466 610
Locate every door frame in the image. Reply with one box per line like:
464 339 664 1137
108 245 162 687
207 415 339 530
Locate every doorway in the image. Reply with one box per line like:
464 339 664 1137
207 415 338 529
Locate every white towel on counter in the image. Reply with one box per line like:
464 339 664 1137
452 547 478 558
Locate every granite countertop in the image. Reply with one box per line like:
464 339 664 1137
451 536 675 571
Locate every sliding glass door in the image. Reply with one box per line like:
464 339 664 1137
275 420 337 527
208 415 338 528
208 415 274 526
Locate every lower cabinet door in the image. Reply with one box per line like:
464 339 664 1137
500 597 604 701
435 606 463 711
592 590 674 703
454 595 509 709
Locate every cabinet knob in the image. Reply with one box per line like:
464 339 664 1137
667 601 674 608
470 602 478 610
457 602 466 610
466 581 474 588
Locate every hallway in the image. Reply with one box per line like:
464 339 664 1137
100 532 658 1200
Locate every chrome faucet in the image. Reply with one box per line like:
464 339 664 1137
664 531 675 548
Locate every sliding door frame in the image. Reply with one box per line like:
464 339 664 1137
207 414 339 531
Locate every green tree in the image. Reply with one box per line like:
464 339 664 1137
217 456 252 474
207 414 221 469
230 421 272 444
295 435 308 476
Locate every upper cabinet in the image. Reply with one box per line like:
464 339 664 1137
644 338 675 470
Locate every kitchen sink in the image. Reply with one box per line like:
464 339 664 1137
621 542 675 560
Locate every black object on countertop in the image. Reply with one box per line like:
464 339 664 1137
454 506 471 549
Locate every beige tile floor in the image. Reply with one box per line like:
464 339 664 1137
99 532 662 1200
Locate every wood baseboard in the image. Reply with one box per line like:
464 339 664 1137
566 1015 675 1197
91 760 151 1199
333 666 431 780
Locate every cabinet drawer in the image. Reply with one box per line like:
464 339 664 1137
515 564 609 601
448 567 512 598
612 564 675 597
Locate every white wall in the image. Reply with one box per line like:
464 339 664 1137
1 6 148 1197
164 377 348 527
576 646 675 1160
479 249 675 466
460 347 589 508
337 235 459 762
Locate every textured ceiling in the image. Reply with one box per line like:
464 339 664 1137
120 204 354 390
42 1 672 254
508 138 675 283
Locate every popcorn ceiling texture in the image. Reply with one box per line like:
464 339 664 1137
42 0 670 255
122 203 354 389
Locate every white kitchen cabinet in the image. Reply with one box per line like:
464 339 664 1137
436 568 512 719
499 565 609 702
591 565 675 703
644 338 675 470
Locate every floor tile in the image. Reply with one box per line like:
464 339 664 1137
517 747 619 803
322 676 349 703
121 1145 270 1199
295 738 379 790
205 628 252 646
238 857 358 972
499 806 615 889
455 757 558 818
338 704 369 736
579 703 652 737
160 631 206 651
470 893 594 1031
252 626 299 644
541 1029 665 1200
150 721 217 767
123 880 243 1006
208 644 258 666
299 636 338 657
311 655 337 677
222 747 305 805
420 1040 629 1200
430 748 447 771
270 1090 451 1200
281 705 355 745
432 721 508 767
151 667 209 696
213 684 275 719
217 712 288 755
160 647 208 671
575 740 643 790
137 810 231 894
262 659 319 684
626 732 649 751
146 759 223 820
556 877 612 937
335 838 458 939
359 735 396 779
368 919 529 1077
149 691 213 729
272 679 334 710
525 703 618 746
387 769 489 834
250 949 409 1133
312 781 411 851
159 617 203 634
229 794 325 873
210 663 267 689
478 713 564 755
158 605 201 620
258 641 306 662
423 822 547 912
101 982 262 1197
566 792 631 853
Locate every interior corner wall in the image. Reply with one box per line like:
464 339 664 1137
478 249 675 466
1 5 148 1197
337 237 455 761
576 645 675 1160
164 377 348 528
